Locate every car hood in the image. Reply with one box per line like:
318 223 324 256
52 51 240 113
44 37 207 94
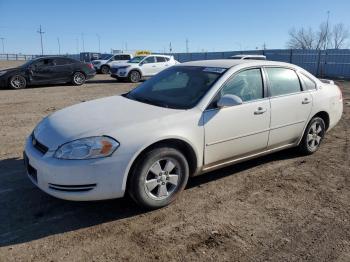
92 59 108 64
33 95 183 150
0 67 20 74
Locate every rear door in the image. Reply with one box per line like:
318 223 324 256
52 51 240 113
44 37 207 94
156 56 169 71
265 67 313 148
52 58 73 82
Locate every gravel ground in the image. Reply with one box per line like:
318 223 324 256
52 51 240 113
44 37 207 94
0 61 349 262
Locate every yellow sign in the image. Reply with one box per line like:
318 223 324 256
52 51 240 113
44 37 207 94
135 50 151 56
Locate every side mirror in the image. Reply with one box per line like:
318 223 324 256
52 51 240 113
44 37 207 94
217 94 243 108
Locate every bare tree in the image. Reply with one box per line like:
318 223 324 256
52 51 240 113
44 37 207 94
287 27 316 49
286 22 349 50
331 23 349 49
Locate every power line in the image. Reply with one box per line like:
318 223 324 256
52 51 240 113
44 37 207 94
0 37 5 54
37 25 45 55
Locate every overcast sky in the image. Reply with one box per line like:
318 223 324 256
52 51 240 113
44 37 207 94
0 0 349 54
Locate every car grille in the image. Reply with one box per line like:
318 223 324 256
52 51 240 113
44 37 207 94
48 183 97 192
32 134 49 154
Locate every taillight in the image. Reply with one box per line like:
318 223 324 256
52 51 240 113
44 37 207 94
337 85 343 101
87 63 94 69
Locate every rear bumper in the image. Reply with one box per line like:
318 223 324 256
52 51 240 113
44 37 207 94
86 71 96 80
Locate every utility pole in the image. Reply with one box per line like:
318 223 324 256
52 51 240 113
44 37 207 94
324 10 330 50
76 38 80 53
96 34 101 53
0 37 5 54
57 37 61 55
37 25 45 55
186 38 189 53
169 42 172 53
81 33 85 52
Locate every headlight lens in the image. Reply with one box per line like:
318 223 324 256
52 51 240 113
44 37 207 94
0 71 7 76
54 136 119 160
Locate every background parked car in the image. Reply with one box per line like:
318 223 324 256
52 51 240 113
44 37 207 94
110 54 179 82
228 54 267 60
92 54 133 74
0 56 96 89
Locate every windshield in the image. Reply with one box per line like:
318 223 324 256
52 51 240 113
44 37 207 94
100 54 112 60
128 56 146 63
126 66 226 109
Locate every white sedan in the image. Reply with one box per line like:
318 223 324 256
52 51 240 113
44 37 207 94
24 60 343 209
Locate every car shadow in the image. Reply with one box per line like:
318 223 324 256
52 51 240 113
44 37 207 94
0 148 302 247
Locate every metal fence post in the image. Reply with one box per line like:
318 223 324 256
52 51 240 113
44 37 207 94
316 50 321 77
289 49 293 63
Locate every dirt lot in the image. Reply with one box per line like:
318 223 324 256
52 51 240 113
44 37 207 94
0 60 349 262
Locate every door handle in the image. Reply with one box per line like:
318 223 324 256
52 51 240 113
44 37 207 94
302 98 311 104
254 107 267 115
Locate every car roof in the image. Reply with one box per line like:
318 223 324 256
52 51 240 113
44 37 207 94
231 54 266 58
180 59 298 69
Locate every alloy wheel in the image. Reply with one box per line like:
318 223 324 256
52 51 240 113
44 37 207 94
306 122 324 151
144 158 180 200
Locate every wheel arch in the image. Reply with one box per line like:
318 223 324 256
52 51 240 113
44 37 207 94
128 68 143 77
124 138 199 193
312 111 330 131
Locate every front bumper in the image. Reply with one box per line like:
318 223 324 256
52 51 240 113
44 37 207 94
24 136 131 201
110 68 129 79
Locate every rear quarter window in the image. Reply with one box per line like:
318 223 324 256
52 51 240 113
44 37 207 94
299 73 317 91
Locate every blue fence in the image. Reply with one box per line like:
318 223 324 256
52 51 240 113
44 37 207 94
166 49 350 79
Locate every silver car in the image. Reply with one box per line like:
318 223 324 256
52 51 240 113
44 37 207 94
24 60 343 209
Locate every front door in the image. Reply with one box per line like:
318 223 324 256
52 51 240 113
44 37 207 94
204 68 270 165
141 56 158 76
30 58 56 83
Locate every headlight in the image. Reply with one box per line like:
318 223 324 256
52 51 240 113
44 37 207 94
0 71 7 76
54 136 119 160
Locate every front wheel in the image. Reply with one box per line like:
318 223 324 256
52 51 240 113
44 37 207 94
9 75 27 89
100 65 110 74
128 70 141 83
299 117 326 155
72 72 86 86
128 147 189 209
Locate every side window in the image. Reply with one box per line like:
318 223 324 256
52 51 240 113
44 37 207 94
143 56 156 64
113 55 121 60
55 58 70 65
299 73 316 91
265 68 301 96
221 68 264 102
156 56 166 62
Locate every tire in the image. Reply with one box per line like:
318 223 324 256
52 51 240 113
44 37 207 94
100 65 110 74
128 147 189 209
128 70 141 83
71 72 86 86
299 117 326 155
9 75 27 89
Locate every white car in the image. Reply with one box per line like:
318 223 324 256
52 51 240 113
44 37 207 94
24 60 343 209
92 54 133 74
229 54 267 60
110 54 178 82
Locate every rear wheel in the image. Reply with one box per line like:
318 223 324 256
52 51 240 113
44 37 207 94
9 75 26 89
72 72 86 86
299 117 326 155
100 65 110 74
128 147 189 209
128 70 141 83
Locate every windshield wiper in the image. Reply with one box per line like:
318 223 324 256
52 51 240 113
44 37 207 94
127 94 169 108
